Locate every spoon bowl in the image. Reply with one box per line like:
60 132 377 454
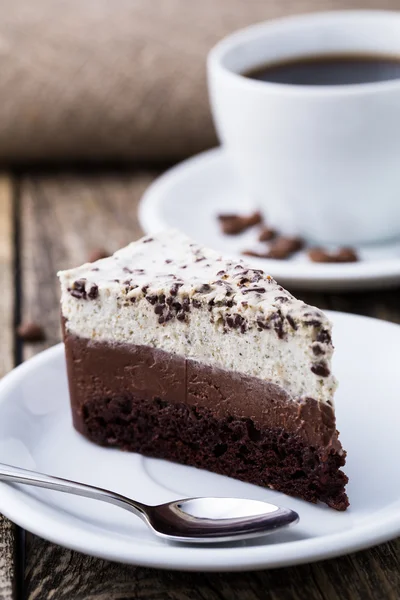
145 497 299 543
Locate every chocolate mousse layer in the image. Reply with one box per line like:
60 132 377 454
64 326 348 511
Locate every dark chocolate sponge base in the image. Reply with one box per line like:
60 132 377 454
81 395 348 511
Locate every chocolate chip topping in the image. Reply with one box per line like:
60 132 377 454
242 287 266 295
312 343 325 356
70 278 99 301
87 284 99 300
269 311 285 339
170 282 183 296
317 329 332 345
311 362 330 377
146 294 158 305
196 284 212 294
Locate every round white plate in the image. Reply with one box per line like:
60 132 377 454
0 311 399 571
139 148 400 292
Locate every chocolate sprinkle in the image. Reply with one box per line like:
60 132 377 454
87 284 99 300
196 284 212 294
317 329 332 344
270 312 285 339
242 287 266 295
312 344 325 356
70 279 87 299
311 362 330 377
304 320 322 327
170 282 183 296
146 294 158 305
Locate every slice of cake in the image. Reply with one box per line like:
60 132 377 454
58 231 348 510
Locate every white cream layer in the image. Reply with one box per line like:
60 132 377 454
58 230 337 405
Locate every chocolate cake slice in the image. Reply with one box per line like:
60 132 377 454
58 231 348 510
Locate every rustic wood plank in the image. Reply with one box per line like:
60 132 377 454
20 173 400 600
0 174 18 600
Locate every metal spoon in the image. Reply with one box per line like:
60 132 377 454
0 462 299 543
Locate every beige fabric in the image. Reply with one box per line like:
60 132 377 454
0 0 398 162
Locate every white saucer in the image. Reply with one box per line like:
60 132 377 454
0 312 399 570
139 148 400 292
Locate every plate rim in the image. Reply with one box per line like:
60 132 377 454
0 312 399 571
138 147 400 292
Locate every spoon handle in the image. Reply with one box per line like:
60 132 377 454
0 462 147 518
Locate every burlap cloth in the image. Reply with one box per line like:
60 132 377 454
0 0 398 162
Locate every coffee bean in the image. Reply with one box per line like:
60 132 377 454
242 250 270 259
88 248 109 263
266 237 304 259
17 322 45 342
308 247 358 263
218 211 262 235
258 226 276 242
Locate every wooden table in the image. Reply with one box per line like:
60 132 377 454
0 169 399 600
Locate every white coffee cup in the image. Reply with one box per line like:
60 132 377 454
208 10 400 245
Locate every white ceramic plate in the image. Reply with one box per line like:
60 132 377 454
139 148 400 292
0 311 399 571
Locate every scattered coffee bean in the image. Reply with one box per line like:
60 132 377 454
308 247 358 263
258 226 276 242
17 322 45 343
267 237 304 259
242 250 270 259
88 248 109 263
218 211 262 235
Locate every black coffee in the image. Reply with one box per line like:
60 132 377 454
244 53 400 86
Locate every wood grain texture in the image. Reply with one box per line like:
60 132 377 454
19 173 400 600
0 174 17 600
